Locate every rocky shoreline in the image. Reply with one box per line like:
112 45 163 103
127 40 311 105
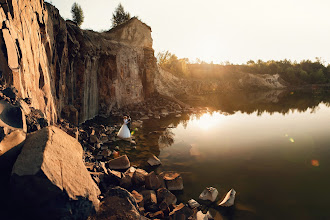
0 86 236 219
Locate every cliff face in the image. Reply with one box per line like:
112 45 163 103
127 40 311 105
0 0 157 124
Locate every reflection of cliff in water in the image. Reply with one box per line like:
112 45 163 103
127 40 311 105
180 88 330 115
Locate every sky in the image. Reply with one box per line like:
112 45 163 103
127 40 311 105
49 0 330 65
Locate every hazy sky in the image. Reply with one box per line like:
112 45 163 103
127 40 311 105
50 0 330 64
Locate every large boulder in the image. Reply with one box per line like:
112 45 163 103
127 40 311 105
11 126 100 219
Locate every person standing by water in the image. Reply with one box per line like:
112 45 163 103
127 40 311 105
117 116 131 139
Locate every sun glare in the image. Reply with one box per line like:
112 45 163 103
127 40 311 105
193 112 224 130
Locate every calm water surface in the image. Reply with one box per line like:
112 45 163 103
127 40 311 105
134 89 330 219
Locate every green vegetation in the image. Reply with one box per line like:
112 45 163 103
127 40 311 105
157 51 330 85
111 3 131 28
71 2 84 27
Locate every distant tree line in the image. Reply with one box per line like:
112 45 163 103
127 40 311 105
157 51 330 85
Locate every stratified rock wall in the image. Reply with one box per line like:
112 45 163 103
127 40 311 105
0 0 58 123
0 1 157 124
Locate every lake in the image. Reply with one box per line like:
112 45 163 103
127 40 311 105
132 88 330 219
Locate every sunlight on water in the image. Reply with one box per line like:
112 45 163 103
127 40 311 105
155 101 330 219
190 112 225 130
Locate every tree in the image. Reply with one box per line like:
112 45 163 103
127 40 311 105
71 2 84 27
112 3 131 28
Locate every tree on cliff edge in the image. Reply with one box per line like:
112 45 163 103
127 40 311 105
71 2 84 27
112 3 131 28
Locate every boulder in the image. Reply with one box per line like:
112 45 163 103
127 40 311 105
94 187 141 220
188 199 201 209
120 174 133 189
169 203 194 219
132 168 148 186
147 154 161 166
141 190 158 212
107 155 130 170
131 190 144 205
157 188 177 205
11 126 100 219
199 187 218 202
160 171 184 191
145 171 164 190
218 189 236 207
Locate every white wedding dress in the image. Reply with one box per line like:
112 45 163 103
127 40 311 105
117 119 131 139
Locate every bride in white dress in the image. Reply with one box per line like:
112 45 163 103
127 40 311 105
117 116 131 139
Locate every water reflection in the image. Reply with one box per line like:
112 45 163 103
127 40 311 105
133 88 330 219
181 88 330 116
158 129 174 149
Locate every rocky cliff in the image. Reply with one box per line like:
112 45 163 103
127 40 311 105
155 68 286 99
0 0 157 124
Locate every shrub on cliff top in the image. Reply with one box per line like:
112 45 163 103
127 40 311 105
71 2 84 27
112 3 131 28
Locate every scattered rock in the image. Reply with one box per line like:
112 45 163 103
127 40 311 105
160 171 184 191
120 174 133 189
107 155 130 170
145 171 163 190
188 199 201 208
147 154 162 166
95 187 141 219
157 188 177 205
141 190 157 207
199 187 219 202
196 210 213 220
140 115 149 120
169 203 194 219
131 190 144 205
132 168 148 186
218 189 236 207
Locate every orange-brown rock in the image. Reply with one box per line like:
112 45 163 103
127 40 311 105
11 126 100 219
0 1 158 124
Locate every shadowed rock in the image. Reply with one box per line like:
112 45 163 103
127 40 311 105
11 126 100 219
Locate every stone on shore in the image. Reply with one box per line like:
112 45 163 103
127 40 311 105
141 190 158 212
160 171 184 191
199 187 219 202
157 188 177 205
107 155 130 170
147 154 162 166
131 190 144 205
169 203 194 219
145 171 164 190
132 168 148 186
218 189 236 207
188 199 201 208
95 187 141 219
11 126 100 219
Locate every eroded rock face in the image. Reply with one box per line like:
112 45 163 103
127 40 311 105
0 1 157 124
11 126 100 219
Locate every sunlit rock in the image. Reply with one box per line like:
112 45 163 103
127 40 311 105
107 155 130 170
199 187 218 202
188 199 201 208
218 189 236 207
147 154 162 166
160 171 184 191
196 210 213 220
11 126 100 219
